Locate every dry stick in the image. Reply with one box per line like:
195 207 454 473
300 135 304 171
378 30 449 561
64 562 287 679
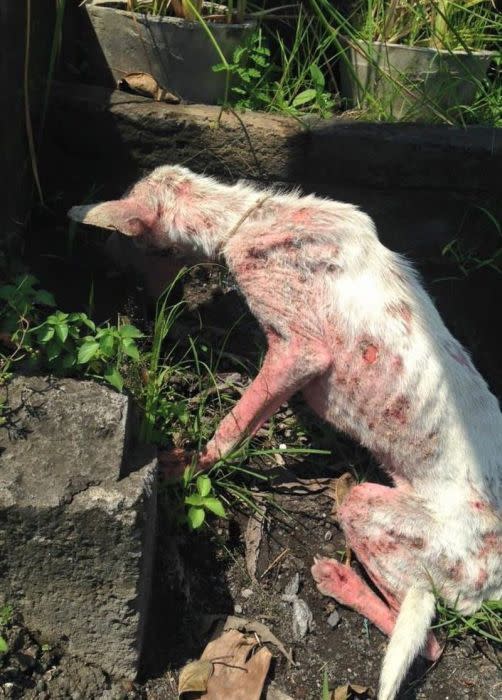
225 193 274 241
260 548 290 579
24 0 44 204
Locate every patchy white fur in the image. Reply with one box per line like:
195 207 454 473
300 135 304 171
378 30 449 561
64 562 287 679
379 588 437 700
69 165 502 700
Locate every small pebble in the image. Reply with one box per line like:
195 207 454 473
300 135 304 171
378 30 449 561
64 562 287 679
241 588 253 599
324 530 333 541
327 609 340 628
234 604 243 614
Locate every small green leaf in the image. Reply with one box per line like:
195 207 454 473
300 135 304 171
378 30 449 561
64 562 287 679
203 498 226 518
55 323 69 344
185 494 205 507
61 353 76 369
104 367 124 392
119 324 143 339
122 339 140 361
0 636 8 654
292 89 317 107
309 63 325 87
197 475 211 498
45 338 62 362
37 325 55 343
77 341 99 364
0 285 16 300
99 333 115 357
33 289 56 306
212 63 227 73
187 506 205 530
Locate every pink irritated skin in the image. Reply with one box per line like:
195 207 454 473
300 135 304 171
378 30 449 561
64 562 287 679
311 557 442 661
69 165 502 679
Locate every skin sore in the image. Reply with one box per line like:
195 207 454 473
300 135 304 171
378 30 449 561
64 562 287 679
70 165 502 700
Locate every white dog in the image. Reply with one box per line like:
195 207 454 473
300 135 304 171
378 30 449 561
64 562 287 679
69 165 502 699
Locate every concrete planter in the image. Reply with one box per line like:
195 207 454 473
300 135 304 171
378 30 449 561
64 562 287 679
83 1 255 104
340 40 494 120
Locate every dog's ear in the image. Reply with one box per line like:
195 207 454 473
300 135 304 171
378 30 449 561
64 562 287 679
68 198 157 237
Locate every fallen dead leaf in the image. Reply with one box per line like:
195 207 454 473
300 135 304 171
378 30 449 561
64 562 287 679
222 616 295 665
244 509 266 581
118 72 180 103
199 629 271 700
332 682 375 700
178 659 213 694
328 472 356 518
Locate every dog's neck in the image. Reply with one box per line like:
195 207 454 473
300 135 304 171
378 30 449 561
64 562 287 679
167 179 266 259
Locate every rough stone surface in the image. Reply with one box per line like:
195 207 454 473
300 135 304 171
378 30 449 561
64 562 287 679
0 376 157 680
48 82 500 192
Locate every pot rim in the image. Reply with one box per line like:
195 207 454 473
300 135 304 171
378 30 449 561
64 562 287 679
87 2 257 28
350 38 495 57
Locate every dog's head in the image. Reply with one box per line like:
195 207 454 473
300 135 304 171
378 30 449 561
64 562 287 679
68 165 215 254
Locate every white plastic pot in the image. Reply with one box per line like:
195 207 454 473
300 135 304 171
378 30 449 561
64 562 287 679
339 40 494 120
83 1 256 104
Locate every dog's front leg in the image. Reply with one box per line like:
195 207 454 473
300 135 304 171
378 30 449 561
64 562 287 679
197 332 332 470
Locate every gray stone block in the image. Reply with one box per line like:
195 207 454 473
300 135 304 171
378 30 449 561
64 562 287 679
0 376 157 680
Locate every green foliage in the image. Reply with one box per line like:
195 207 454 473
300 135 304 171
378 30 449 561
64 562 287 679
321 670 330 700
214 26 336 119
0 275 55 336
434 598 502 644
0 275 142 392
183 472 227 530
308 0 501 125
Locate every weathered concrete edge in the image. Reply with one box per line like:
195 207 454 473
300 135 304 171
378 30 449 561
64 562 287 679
51 82 501 192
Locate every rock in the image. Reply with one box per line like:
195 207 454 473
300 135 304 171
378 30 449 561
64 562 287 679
0 376 157 680
327 609 341 628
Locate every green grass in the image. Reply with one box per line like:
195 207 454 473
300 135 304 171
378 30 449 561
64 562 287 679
433 598 502 644
307 0 501 125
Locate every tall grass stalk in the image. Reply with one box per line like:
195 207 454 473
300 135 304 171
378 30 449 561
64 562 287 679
139 268 187 443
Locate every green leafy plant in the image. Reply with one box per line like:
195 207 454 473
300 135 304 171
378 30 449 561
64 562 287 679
214 20 337 119
0 274 143 391
0 274 55 337
183 472 227 530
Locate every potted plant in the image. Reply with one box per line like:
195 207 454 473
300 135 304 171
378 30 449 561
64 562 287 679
82 1 256 104
314 0 498 122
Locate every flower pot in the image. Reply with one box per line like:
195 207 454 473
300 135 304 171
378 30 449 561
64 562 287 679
83 1 255 104
339 40 494 121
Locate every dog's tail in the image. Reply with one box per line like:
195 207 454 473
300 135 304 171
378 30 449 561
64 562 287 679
378 587 437 700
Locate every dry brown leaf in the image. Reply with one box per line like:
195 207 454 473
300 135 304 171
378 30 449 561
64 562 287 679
178 659 213 694
244 510 266 581
327 472 356 518
332 682 375 700
199 629 272 700
118 72 180 103
222 616 294 665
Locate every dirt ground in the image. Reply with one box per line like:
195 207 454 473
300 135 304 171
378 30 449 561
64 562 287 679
2 236 501 699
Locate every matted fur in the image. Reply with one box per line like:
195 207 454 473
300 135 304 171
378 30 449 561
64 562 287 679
69 165 502 699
